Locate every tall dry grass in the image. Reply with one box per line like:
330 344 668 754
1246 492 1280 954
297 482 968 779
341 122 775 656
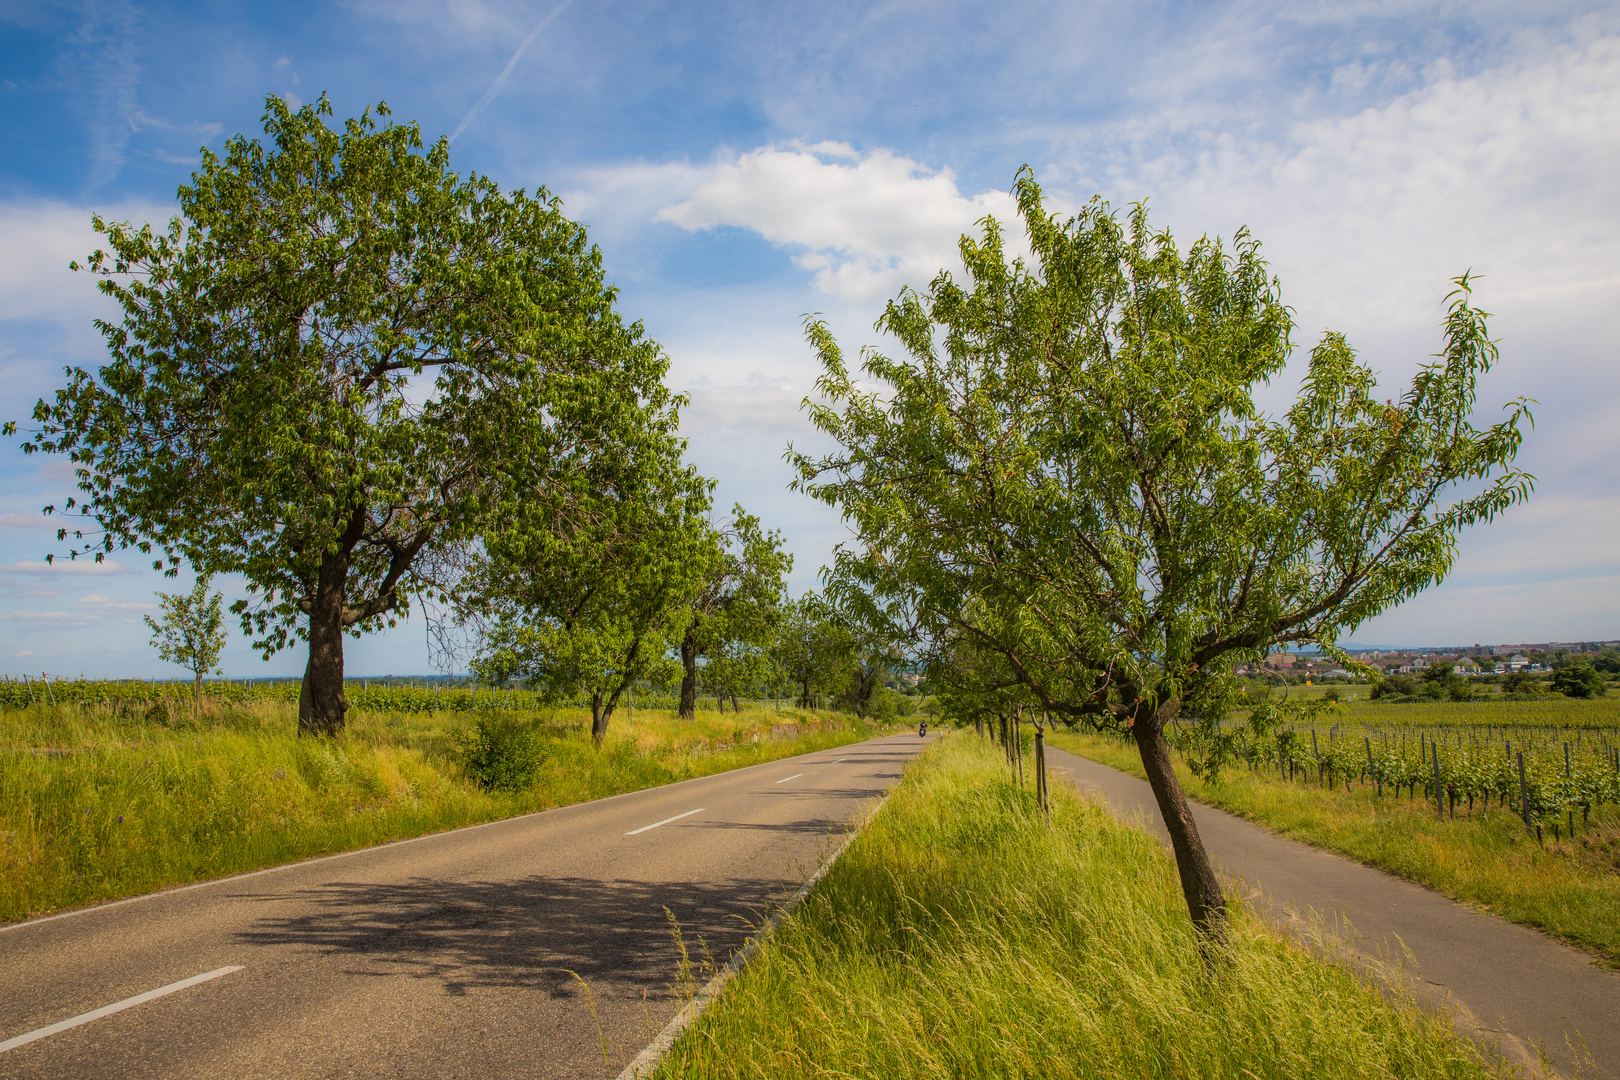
655 735 1499 1079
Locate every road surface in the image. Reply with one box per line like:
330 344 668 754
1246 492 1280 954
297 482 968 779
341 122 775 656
0 733 933 1079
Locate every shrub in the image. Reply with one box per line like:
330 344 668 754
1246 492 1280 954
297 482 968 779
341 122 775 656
1552 661 1606 699
1371 674 1417 699
461 715 545 791
1502 671 1538 695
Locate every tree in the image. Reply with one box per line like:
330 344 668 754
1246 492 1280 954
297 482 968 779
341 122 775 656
1551 660 1606 699
676 507 792 717
770 594 855 710
144 578 227 712
790 171 1532 940
470 439 711 746
16 96 677 735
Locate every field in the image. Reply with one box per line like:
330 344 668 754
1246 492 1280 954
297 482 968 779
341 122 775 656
0 681 875 924
1050 694 1620 966
652 735 1501 1080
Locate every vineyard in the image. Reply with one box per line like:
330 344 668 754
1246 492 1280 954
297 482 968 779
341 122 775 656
1163 703 1620 843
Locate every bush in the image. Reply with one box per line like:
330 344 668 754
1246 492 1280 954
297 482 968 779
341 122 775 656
1552 661 1606 699
1371 674 1416 699
461 715 545 791
1502 670 1538 695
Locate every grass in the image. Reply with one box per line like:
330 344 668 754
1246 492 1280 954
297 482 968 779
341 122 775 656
0 696 875 924
653 735 1502 1080
1319 695 1620 729
1048 729 1620 968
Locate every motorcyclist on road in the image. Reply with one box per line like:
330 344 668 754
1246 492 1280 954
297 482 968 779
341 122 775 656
918 719 928 738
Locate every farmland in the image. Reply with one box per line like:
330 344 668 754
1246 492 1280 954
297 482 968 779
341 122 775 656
1051 695 1620 966
0 680 874 924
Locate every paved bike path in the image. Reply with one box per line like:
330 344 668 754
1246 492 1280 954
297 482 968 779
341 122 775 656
1046 745 1620 1079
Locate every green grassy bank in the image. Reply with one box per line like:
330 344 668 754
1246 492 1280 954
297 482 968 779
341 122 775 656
0 699 872 923
1049 729 1620 968
654 735 1499 1080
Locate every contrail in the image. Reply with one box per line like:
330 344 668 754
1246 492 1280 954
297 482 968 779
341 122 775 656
451 0 576 143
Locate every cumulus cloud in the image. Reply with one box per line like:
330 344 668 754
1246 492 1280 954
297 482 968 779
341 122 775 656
655 143 1024 301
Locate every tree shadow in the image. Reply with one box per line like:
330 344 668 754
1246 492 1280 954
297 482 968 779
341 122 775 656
233 872 786 1001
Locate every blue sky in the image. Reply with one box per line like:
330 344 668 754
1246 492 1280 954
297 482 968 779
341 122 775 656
2 0 1618 677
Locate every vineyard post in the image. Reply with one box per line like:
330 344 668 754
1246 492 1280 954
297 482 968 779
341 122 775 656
1433 753 1443 818
1366 736 1378 795
43 674 56 706
1517 751 1530 832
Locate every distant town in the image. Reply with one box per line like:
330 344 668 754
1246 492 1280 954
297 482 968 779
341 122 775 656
1237 641 1620 681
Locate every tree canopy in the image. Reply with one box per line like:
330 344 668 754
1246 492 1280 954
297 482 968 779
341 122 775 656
469 430 712 746
790 170 1533 937
18 95 679 734
676 506 792 717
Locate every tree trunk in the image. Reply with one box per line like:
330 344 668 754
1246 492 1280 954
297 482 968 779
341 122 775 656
592 667 636 749
974 715 985 739
679 625 698 719
1132 705 1227 940
730 691 741 713
800 678 813 710
299 548 351 736
192 669 204 717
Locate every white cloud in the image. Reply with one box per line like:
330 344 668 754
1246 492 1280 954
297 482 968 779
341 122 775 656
0 513 52 530
0 609 99 629
0 558 136 576
655 143 1024 301
0 198 169 324
77 593 154 611
1058 32 1620 360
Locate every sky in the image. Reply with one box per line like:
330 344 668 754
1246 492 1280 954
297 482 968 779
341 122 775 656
1 0 1617 678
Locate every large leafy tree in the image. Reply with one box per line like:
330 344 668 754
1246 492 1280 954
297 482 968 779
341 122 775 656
790 171 1532 939
16 96 677 735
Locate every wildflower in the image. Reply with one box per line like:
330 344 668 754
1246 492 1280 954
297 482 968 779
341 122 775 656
117 815 124 823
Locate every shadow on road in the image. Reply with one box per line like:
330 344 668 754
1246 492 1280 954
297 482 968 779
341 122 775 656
233 873 785 1002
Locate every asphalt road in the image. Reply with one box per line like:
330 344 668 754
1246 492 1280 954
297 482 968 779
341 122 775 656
1047 744 1620 1079
0 732 934 1080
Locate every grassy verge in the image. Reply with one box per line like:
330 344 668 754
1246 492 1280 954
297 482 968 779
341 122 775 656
1049 730 1620 967
654 735 1500 1080
0 700 872 923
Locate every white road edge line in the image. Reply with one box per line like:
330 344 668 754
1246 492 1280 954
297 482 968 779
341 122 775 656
829 759 845 764
625 808 704 836
0 966 244 1055
774 773 804 784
